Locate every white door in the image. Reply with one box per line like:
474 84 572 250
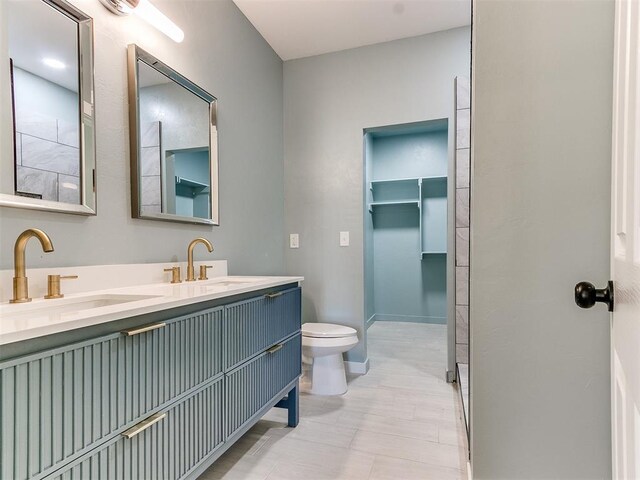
611 0 640 477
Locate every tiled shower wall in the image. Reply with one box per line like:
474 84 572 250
455 76 470 364
14 112 80 204
140 121 162 214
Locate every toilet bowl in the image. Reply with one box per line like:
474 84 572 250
301 323 358 396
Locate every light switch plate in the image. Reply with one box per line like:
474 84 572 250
290 233 299 249
339 231 350 247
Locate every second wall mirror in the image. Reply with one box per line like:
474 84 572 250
127 44 219 225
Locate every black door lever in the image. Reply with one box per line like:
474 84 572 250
574 281 614 312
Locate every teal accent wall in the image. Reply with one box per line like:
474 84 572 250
371 129 448 180
369 128 448 323
174 150 210 182
422 178 448 253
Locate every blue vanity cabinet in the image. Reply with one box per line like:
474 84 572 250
0 284 302 480
46 378 224 480
0 307 224 480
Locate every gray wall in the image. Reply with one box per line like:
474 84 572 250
283 27 471 363
0 0 284 275
471 0 614 477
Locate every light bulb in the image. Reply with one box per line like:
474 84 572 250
132 0 184 43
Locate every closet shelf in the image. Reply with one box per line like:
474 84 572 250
175 176 209 189
370 177 419 191
369 176 446 190
368 200 420 212
420 175 447 182
175 176 210 198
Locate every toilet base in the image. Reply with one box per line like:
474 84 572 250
303 353 348 396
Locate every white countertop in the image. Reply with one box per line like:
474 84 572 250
0 276 303 346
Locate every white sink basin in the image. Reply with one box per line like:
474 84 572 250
0 294 161 320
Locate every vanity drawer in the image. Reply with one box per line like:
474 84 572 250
224 287 301 369
225 333 301 437
0 307 223 480
45 378 224 480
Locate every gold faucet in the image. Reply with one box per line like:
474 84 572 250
186 238 213 281
11 228 54 303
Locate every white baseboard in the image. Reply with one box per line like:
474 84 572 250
344 358 370 375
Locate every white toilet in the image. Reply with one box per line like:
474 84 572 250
301 323 358 395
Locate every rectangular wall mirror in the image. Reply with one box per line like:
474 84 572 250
0 0 97 215
128 44 219 225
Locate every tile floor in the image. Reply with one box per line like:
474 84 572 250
201 322 469 480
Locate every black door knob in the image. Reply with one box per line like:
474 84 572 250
574 281 614 312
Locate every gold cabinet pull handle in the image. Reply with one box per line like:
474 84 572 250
264 292 283 299
122 412 167 439
266 343 283 354
122 322 166 336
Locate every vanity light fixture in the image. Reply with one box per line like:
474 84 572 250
42 58 66 69
99 0 184 43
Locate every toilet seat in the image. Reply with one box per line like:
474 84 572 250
302 322 357 338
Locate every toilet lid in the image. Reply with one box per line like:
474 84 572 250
302 323 357 338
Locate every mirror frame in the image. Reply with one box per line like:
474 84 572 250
0 0 97 215
127 44 219 226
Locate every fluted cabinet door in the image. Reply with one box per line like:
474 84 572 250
45 379 224 480
0 307 223 480
225 334 301 437
224 287 301 370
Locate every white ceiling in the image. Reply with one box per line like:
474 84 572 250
8 0 79 92
233 0 471 61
